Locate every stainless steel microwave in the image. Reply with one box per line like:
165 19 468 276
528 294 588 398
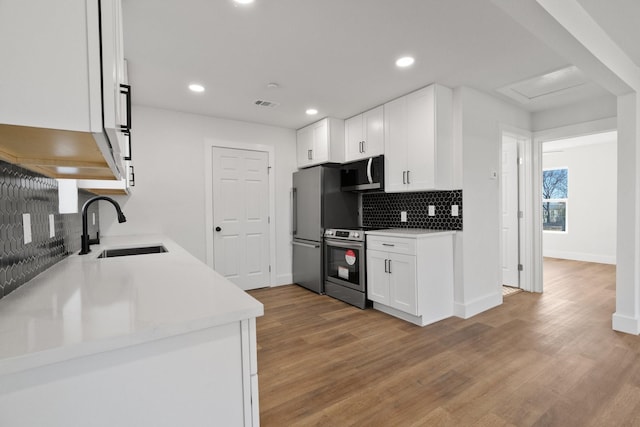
340 155 384 192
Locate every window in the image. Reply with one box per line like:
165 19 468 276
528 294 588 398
542 168 568 232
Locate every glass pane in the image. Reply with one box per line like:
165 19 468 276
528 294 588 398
543 169 568 199
542 201 566 231
326 246 360 285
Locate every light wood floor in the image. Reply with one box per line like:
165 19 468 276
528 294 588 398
249 258 640 426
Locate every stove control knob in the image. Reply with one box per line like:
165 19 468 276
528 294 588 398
326 230 333 236
353 232 360 239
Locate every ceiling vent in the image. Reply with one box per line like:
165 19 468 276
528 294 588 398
496 66 589 104
254 99 280 108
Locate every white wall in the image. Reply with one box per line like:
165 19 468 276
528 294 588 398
100 106 297 285
542 141 617 264
453 87 531 318
532 94 616 132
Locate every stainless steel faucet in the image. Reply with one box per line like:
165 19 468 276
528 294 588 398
79 196 127 255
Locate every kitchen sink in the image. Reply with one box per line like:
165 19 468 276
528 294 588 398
97 245 168 259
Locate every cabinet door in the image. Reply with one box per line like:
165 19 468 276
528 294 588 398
389 253 417 315
311 119 329 164
383 96 408 192
345 114 364 162
406 86 436 190
296 126 314 168
362 105 384 157
366 250 390 305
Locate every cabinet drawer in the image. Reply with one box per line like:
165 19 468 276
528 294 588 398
366 236 416 255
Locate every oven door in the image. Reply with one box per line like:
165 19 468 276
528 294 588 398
324 238 365 292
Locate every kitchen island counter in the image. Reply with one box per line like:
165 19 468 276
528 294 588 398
0 234 262 426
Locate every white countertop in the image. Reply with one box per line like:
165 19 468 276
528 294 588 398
0 235 263 377
365 228 456 238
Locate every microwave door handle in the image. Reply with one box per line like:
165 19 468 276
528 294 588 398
366 157 373 184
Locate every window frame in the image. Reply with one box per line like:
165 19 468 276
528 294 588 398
542 167 569 234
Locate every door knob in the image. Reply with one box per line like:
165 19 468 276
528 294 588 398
215 226 222 232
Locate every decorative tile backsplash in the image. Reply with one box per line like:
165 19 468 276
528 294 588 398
362 190 462 230
0 160 99 300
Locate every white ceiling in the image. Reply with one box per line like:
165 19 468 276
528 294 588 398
122 0 630 130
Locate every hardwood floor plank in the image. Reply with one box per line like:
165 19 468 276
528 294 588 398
249 258 640 426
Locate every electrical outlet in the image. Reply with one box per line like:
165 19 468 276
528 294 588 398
451 205 459 217
401 211 407 222
22 213 32 244
49 214 55 238
428 205 435 216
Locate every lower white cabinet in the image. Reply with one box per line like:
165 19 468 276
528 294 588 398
366 230 454 326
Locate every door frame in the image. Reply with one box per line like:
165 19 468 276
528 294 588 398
499 125 534 292
530 117 617 293
203 139 276 287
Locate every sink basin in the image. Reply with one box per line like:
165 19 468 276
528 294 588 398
97 245 168 259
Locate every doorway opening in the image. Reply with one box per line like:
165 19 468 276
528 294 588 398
500 129 531 296
541 131 617 288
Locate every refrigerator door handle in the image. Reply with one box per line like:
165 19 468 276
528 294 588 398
292 241 320 249
292 188 298 235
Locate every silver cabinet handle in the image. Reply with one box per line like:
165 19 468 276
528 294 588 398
403 171 406 184
292 241 320 249
384 259 388 273
307 149 312 160
382 243 395 247
388 259 392 274
362 140 366 153
407 170 411 184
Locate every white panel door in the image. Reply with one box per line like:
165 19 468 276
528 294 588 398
384 96 408 192
212 147 270 290
502 135 519 287
406 86 435 191
389 253 417 315
345 114 364 162
366 250 390 305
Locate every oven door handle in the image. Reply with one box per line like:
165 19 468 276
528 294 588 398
324 239 364 249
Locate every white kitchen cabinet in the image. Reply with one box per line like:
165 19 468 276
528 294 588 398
0 0 129 180
344 105 384 162
296 117 345 168
366 230 454 326
384 84 453 192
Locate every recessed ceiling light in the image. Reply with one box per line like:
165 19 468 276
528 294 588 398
189 83 205 93
306 108 318 115
234 0 254 4
395 56 415 68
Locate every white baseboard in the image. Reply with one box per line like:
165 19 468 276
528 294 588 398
274 274 292 287
543 250 616 265
612 312 640 335
453 291 502 319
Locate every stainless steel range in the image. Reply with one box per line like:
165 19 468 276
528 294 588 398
324 228 370 309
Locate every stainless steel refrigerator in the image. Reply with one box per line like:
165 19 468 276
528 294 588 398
292 165 358 294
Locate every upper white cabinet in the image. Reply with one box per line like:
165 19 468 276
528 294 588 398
384 84 453 192
0 0 129 180
344 105 384 162
296 117 345 168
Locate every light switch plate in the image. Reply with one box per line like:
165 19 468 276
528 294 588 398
22 213 32 244
401 211 407 222
451 205 459 217
428 205 435 216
